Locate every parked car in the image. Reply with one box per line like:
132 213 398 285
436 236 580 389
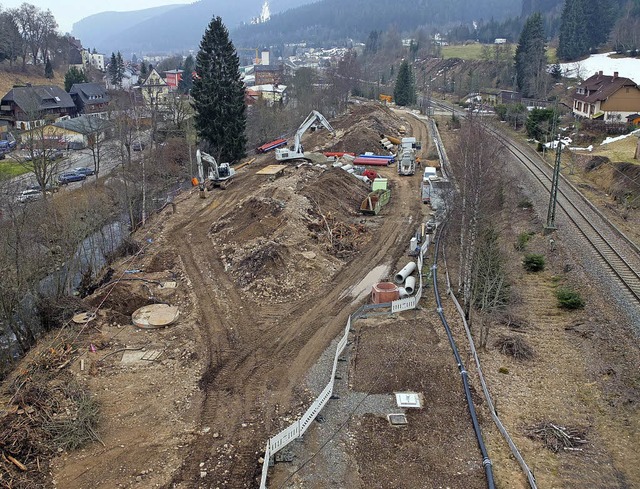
17 188 42 203
27 182 59 193
58 172 87 185
132 140 146 151
74 167 95 176
48 149 64 161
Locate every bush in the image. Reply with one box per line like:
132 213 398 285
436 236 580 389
523 253 545 272
494 335 534 360
518 198 533 209
556 287 585 309
515 231 533 251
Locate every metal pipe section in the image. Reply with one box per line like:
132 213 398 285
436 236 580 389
432 227 496 489
394 261 416 284
404 276 416 295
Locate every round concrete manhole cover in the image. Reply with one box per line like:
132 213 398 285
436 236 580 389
132 304 180 329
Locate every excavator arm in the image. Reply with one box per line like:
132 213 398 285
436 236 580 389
276 110 334 161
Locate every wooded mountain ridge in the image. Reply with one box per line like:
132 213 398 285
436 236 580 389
71 0 309 54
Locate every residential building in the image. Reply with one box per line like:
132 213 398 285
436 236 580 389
81 50 106 72
69 83 110 116
51 115 113 149
104 69 139 91
573 71 640 122
164 69 183 90
139 68 170 105
0 85 76 130
247 84 287 105
254 64 284 86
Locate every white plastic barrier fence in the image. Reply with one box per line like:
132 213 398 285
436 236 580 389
259 233 431 488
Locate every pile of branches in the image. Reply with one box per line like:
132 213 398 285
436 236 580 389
494 335 534 360
313 211 368 258
527 422 588 453
0 340 101 488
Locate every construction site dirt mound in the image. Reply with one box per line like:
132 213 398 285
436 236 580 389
322 102 406 155
210 165 374 301
299 167 370 218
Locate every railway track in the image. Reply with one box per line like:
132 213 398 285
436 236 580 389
430 99 640 306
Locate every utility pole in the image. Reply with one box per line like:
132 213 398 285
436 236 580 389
545 135 562 233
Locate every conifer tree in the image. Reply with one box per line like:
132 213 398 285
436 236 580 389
393 60 416 106
116 51 125 87
191 16 246 161
558 0 589 61
515 13 547 98
108 52 118 86
64 66 88 91
139 61 148 80
178 54 195 94
44 58 53 79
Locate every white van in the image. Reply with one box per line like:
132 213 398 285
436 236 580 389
423 166 437 183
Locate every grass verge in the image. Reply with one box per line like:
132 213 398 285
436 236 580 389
0 159 31 180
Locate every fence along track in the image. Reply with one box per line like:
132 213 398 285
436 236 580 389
430 99 640 305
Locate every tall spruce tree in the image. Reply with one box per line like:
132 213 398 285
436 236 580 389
116 51 125 87
393 60 416 106
108 52 118 85
515 13 548 98
558 0 589 60
191 16 246 161
139 61 148 80
558 0 616 60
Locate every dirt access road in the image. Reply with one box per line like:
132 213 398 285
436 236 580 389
165 114 424 488
49 103 437 488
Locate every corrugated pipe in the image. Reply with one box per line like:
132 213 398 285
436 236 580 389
432 227 496 489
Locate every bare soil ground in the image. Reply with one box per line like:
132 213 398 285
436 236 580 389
3 103 639 489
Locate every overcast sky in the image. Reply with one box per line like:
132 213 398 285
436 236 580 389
0 0 194 33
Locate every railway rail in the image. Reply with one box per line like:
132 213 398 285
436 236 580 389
430 99 640 307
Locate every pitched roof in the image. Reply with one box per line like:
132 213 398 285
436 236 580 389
53 115 113 135
574 72 638 104
69 83 110 105
2 85 75 113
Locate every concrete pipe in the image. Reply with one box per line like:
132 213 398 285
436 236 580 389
398 287 409 298
354 175 371 184
404 276 417 295
395 261 416 284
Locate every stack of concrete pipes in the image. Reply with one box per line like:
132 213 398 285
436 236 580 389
394 261 417 297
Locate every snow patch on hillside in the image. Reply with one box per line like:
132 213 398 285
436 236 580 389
560 52 640 82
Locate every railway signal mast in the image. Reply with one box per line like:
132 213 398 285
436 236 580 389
545 134 562 232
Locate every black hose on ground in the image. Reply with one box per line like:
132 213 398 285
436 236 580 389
432 226 496 489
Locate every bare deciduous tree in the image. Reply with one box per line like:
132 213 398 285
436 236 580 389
447 116 506 321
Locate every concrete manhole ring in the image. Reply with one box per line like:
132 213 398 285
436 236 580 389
132 304 180 329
